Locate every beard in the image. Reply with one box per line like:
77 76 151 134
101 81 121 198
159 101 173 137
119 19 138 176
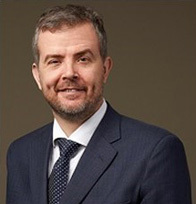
43 83 104 122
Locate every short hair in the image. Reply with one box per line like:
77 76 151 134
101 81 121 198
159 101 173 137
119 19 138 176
32 4 108 64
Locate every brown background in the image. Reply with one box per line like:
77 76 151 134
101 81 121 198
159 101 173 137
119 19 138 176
1 0 195 203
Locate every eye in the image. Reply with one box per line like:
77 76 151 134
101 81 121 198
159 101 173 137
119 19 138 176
48 59 61 66
79 57 87 62
77 56 91 64
49 59 59 64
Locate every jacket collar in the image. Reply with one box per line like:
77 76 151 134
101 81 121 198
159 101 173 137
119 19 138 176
60 104 121 204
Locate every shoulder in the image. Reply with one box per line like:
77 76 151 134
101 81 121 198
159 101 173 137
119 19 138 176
106 104 184 152
7 122 53 155
120 114 172 139
118 113 184 154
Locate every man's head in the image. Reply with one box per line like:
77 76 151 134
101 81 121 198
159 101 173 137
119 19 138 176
32 4 108 65
32 5 112 122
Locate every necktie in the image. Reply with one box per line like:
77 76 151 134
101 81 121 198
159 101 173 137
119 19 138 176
48 138 80 204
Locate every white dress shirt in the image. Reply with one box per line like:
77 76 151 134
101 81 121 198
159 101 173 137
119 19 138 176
48 100 107 182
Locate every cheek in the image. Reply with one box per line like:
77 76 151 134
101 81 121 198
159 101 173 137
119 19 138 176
85 71 104 91
40 72 59 90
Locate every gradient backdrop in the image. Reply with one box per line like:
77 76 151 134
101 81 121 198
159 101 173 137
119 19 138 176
1 1 195 203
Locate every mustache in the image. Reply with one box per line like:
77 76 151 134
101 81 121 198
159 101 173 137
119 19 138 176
55 80 87 91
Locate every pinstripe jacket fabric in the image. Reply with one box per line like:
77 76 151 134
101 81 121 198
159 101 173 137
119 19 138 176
6 104 191 204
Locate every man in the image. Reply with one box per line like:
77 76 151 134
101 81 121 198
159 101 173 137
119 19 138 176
6 4 191 204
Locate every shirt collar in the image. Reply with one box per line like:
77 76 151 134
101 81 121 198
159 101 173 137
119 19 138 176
53 100 107 147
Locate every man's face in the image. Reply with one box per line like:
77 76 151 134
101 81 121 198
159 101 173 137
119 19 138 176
32 23 112 121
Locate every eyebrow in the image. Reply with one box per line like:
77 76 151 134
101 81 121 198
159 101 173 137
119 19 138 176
74 49 95 59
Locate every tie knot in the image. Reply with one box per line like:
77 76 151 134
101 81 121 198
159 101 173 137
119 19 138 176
56 138 80 158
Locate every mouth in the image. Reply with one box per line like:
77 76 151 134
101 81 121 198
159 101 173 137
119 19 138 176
59 88 86 92
57 87 87 100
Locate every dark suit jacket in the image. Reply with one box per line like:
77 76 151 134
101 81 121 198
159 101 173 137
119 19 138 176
6 105 191 204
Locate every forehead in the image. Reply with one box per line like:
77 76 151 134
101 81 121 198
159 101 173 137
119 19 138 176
37 23 100 53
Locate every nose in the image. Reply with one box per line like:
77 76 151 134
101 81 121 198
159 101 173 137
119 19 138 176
61 61 78 80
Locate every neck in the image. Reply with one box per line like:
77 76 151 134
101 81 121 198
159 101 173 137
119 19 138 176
54 114 84 136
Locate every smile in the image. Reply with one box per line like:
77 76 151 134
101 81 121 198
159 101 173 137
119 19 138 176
59 88 86 92
57 87 86 97
64 89 83 92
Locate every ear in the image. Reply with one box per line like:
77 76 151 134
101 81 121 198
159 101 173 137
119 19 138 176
103 56 113 83
32 63 42 90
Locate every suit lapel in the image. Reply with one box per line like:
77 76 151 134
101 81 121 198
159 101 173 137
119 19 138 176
29 123 53 204
60 105 121 204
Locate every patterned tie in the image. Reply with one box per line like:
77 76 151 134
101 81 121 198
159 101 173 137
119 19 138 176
48 138 80 204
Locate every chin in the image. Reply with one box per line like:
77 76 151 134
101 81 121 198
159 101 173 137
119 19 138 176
53 103 91 122
62 99 87 109
58 99 88 113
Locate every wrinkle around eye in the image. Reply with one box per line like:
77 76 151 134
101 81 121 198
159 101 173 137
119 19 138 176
46 60 62 68
48 60 60 64
77 57 92 65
